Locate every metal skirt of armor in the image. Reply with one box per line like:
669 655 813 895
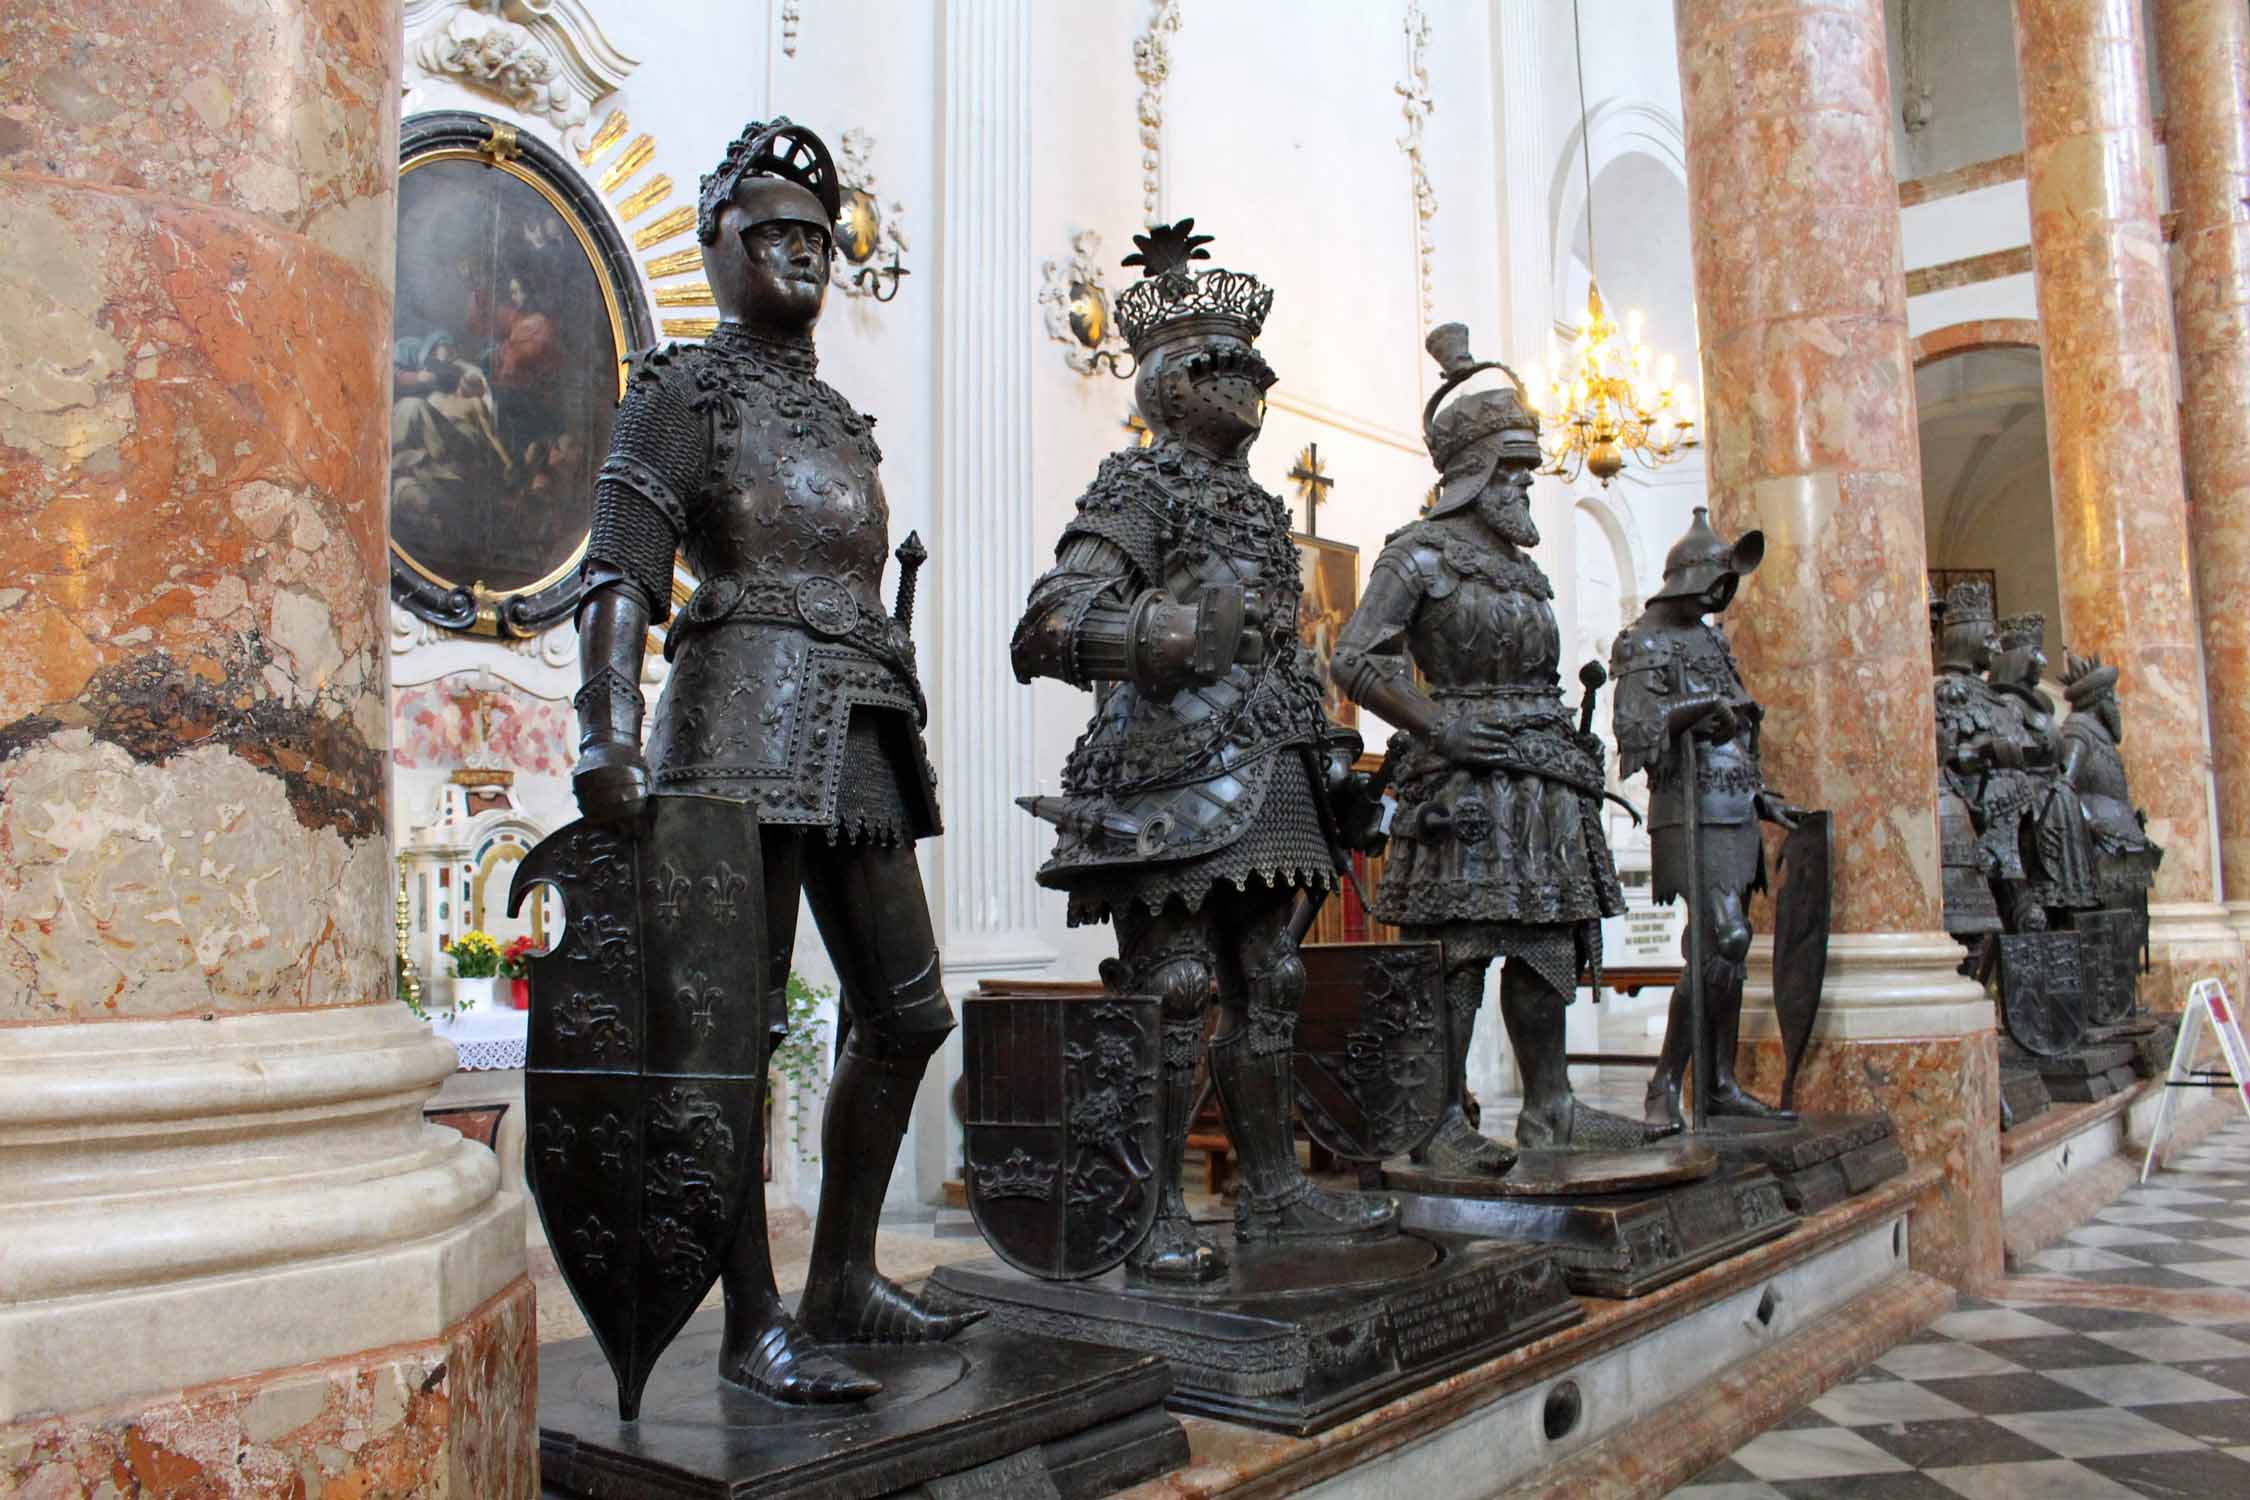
1064 749 1336 926
1374 768 1624 930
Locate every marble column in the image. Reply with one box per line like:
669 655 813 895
0 2 530 1491
920 0 1054 1192
2013 0 2242 1008
1675 0 1999 1286
2157 0 2250 962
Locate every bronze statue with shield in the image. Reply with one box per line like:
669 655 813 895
521 117 976 1416
929 238 1580 1436
1610 509 1904 1212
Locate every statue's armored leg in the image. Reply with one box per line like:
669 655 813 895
1700 887 1792 1119
796 842 983 1345
719 832 882 1403
1412 950 1515 1173
1217 893 1398 1244
1643 978 1693 1129
1115 906 1228 1284
1504 960 1670 1150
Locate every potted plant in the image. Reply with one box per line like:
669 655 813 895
444 930 501 1014
500 936 537 1010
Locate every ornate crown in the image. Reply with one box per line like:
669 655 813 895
696 116 841 244
1996 612 2045 652
1942 578 1995 628
1114 219 1274 354
2063 648 2120 708
971 1147 1057 1202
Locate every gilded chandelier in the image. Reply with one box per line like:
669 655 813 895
1532 0 1700 488
1531 280 1698 487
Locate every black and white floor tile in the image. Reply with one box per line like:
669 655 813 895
1670 1117 2250 1499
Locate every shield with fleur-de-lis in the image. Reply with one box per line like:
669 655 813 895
510 793 767 1421
1292 942 1449 1163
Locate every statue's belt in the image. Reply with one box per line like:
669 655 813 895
667 571 908 667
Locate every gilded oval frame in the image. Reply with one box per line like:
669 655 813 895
388 112 655 638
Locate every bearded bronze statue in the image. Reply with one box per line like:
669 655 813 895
1986 613 2099 926
1330 325 1654 1165
565 118 976 1404
2060 650 2163 938
1009 221 1397 1284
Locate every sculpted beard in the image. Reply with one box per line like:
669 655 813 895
1477 484 1541 548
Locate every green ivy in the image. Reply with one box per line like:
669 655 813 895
771 972 834 1162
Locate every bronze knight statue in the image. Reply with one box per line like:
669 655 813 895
562 118 976 1404
1330 325 1654 1166
1987 613 2099 927
1010 220 1397 1284
2060 649 2163 947
1611 508 1806 1128
1933 581 2046 934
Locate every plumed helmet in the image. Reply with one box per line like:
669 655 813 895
1420 323 1541 518
696 117 841 245
1650 507 1764 605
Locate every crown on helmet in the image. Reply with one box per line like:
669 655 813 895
1996 612 2045 653
1943 578 1995 628
2063 648 2120 709
696 117 842 245
1114 220 1274 356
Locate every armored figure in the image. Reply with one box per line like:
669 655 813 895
1611 509 1803 1128
1330 325 1646 1166
1933 581 2046 933
1011 221 1396 1284
570 119 975 1402
2059 650 2163 921
1987 614 2098 925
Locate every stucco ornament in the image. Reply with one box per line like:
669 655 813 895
403 0 640 148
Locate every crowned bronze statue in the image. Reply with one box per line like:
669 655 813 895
1007 220 1396 1283
1330 325 1652 1163
1987 613 2098 927
1933 581 2045 933
1611 509 1808 1129
530 118 976 1415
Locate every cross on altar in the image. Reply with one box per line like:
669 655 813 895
1290 443 1335 536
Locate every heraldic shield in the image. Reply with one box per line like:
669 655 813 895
1293 942 1448 1163
508 794 768 1421
2074 908 2139 1027
1989 930 2090 1059
961 992 1162 1280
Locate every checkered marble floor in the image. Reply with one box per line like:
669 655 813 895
1671 1117 2250 1499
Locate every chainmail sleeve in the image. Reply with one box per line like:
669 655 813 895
583 346 708 624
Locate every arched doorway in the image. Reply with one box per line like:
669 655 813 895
1915 336 2057 662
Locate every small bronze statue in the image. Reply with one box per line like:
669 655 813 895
1986 613 2098 926
1330 325 1652 1164
1611 508 1805 1128
563 118 975 1404
2060 649 2163 946
1010 220 1396 1283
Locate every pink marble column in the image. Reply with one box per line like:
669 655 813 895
0 3 530 1489
2157 0 2250 962
1677 0 1999 1287
2013 0 2242 1008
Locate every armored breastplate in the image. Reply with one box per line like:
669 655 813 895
1156 471 1302 667
1411 537 1562 712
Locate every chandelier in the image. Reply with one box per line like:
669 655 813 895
1529 0 1699 488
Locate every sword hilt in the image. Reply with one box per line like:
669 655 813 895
893 531 927 628
1577 660 1607 738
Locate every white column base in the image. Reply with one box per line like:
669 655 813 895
0 1004 523 1422
1742 928 1993 1041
